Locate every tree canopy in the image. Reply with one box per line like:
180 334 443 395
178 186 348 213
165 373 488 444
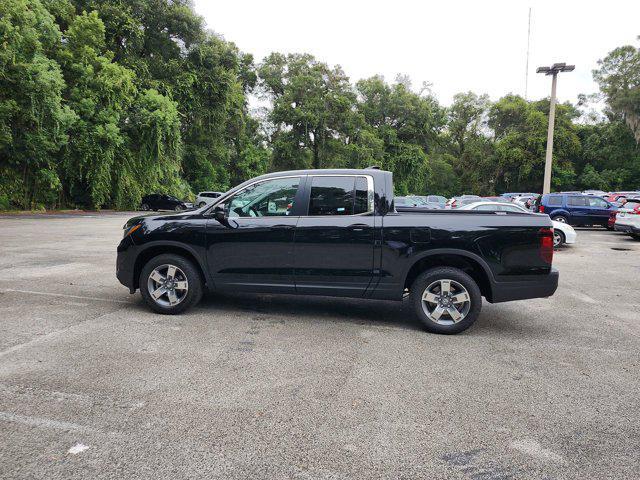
1 1 639 210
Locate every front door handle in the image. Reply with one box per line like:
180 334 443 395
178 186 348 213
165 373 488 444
348 223 369 232
273 224 294 230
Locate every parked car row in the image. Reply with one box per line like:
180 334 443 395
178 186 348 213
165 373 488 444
393 187 640 247
458 201 577 247
395 195 447 209
612 198 640 240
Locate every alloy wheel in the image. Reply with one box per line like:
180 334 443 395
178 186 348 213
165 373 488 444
421 279 471 325
553 231 562 247
147 264 189 307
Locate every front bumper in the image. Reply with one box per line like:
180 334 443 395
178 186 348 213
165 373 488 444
116 236 137 293
563 229 577 244
489 268 559 303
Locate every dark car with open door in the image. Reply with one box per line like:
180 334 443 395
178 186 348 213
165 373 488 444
140 194 194 212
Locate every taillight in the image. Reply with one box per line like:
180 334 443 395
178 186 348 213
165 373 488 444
539 227 554 264
634 205 640 214
539 205 545 213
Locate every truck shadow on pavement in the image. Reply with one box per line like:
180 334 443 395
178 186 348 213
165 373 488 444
125 292 544 337
197 292 425 332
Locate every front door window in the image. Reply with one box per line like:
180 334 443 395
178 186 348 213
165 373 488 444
227 177 301 218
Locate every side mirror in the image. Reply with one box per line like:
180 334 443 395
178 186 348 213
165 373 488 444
213 204 227 222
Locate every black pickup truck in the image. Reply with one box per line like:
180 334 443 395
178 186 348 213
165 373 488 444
117 168 558 334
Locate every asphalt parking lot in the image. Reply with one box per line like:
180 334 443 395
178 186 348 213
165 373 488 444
1 213 639 479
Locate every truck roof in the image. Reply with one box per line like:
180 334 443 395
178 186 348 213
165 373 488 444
251 168 392 180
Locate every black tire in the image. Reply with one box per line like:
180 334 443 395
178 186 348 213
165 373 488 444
174 205 184 212
411 267 482 334
553 229 565 247
139 254 203 314
551 215 567 223
141 203 150 211
198 202 206 208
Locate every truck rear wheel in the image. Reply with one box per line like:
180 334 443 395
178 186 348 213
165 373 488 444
411 267 482 334
139 254 203 314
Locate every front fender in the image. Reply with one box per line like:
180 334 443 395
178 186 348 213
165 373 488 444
130 240 213 291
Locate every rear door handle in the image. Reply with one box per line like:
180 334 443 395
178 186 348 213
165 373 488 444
348 223 369 232
273 224 294 230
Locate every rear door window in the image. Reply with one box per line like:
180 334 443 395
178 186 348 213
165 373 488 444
588 197 608 208
500 205 525 213
309 176 355 215
475 204 498 211
308 176 371 216
568 196 587 206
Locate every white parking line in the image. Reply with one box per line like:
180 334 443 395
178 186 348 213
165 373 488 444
0 411 98 434
510 439 564 463
68 443 90 454
0 288 132 304
569 291 598 304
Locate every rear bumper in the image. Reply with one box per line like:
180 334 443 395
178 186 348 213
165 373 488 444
615 223 639 234
489 268 559 303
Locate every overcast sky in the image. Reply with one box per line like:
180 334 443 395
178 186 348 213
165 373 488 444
193 0 639 105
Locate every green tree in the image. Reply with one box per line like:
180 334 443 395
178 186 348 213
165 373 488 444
579 164 608 190
259 53 358 170
57 11 137 208
488 95 579 192
0 0 75 208
116 88 187 208
445 92 495 194
355 76 446 194
594 42 640 143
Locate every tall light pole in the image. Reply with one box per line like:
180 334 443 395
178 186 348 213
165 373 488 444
536 63 574 194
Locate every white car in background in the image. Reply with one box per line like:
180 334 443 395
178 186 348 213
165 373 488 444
614 198 640 240
583 189 608 197
513 194 537 209
195 191 223 208
460 201 577 247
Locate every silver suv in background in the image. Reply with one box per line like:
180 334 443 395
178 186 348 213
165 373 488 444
195 191 223 208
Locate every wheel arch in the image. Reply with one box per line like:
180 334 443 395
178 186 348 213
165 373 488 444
403 250 494 301
549 209 570 219
133 242 209 291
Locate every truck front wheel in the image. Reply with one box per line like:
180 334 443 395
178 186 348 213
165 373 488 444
411 267 482 334
139 254 203 314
